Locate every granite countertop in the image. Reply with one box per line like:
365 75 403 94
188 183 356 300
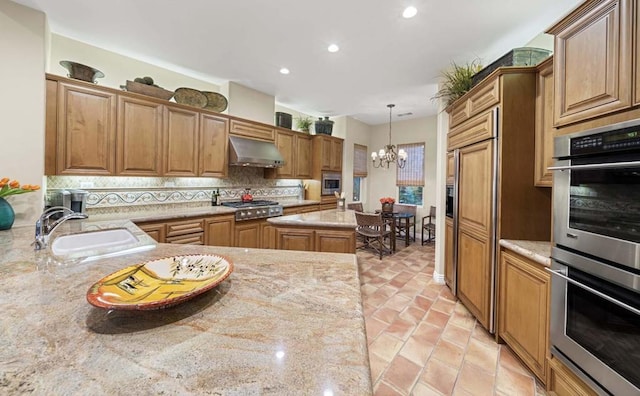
0 225 371 395
499 239 552 267
88 200 321 223
267 209 357 229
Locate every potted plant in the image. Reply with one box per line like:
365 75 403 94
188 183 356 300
380 197 395 213
0 177 41 230
431 59 483 106
295 115 314 133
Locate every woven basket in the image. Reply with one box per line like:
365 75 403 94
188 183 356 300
125 80 174 100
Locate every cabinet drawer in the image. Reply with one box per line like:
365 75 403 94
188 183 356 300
230 119 275 141
166 219 205 237
448 110 495 151
449 77 500 128
166 233 204 245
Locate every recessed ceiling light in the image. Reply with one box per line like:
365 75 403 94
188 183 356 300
402 6 417 18
279 68 290 75
327 44 340 53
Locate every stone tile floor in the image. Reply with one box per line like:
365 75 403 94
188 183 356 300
357 241 548 396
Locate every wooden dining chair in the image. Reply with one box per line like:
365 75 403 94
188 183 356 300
422 205 436 245
393 203 416 242
355 212 392 259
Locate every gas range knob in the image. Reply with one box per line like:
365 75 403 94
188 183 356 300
240 211 246 217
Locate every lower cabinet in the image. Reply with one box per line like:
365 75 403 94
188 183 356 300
261 222 276 249
497 248 550 384
444 217 454 287
548 356 598 396
274 226 355 253
137 222 166 243
136 213 233 246
205 214 234 246
234 220 261 249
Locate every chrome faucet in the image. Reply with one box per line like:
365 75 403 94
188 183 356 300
33 206 88 250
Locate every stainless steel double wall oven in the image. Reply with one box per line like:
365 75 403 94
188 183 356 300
550 119 640 396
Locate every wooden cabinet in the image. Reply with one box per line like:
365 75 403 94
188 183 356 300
137 222 166 243
56 82 116 175
548 0 632 126
498 248 550 384
234 220 261 248
116 95 163 176
229 118 275 141
534 57 555 187
261 221 276 249
163 106 199 176
446 152 455 185
548 357 598 396
165 218 204 245
199 114 229 178
265 130 313 179
274 226 355 253
312 135 343 177
448 109 495 151
448 76 500 128
205 214 234 246
444 217 454 288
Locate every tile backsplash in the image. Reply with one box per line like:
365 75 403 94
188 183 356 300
47 167 303 215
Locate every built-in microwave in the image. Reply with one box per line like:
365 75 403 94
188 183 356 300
321 172 342 196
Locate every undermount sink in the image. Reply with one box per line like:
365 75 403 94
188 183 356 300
51 228 141 256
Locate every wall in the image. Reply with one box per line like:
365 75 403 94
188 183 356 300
0 0 46 227
274 104 317 133
224 81 274 124
367 115 438 222
342 117 372 205
49 34 221 94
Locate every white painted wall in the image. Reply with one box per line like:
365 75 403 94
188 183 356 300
224 81 274 124
274 104 317 133
49 34 221 94
342 117 372 206
367 115 438 222
0 0 46 227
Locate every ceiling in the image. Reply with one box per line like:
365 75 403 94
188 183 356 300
13 0 581 125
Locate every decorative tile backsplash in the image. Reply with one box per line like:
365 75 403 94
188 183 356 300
46 167 304 215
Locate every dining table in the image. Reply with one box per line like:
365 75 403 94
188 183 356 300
376 210 416 252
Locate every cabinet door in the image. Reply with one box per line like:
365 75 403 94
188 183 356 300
229 119 275 141
458 139 493 235
534 58 554 187
199 114 229 177
296 134 313 178
320 136 332 170
275 228 315 251
548 357 599 396
314 229 355 253
446 152 454 185
205 215 234 247
137 222 166 243
275 130 295 178
444 217 454 287
57 82 116 175
498 250 550 383
552 0 631 126
330 138 343 171
457 227 492 330
234 221 260 248
261 222 276 249
116 96 163 176
163 106 199 176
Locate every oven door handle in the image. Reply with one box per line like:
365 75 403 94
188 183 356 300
546 268 640 316
548 160 640 171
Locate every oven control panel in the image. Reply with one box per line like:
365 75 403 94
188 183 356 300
572 128 640 155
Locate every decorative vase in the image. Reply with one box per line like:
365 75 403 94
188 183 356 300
381 203 394 213
0 198 15 230
315 117 334 135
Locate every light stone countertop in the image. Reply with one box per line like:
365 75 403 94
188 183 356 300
499 239 552 267
87 200 321 223
267 209 357 229
0 225 371 395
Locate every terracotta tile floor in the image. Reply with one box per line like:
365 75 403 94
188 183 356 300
357 241 549 396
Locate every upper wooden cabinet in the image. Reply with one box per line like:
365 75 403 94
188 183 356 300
312 135 343 177
229 119 275 141
117 95 163 176
265 129 313 179
446 151 455 185
448 77 500 129
46 74 230 177
56 82 116 175
534 57 555 187
548 0 632 127
199 114 229 178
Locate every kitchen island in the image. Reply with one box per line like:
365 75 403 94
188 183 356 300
0 224 371 395
268 209 357 254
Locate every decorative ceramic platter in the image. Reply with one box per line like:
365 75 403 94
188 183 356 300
87 254 233 310
174 87 208 108
202 91 228 112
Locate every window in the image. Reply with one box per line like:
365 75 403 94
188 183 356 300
353 144 368 201
397 142 424 205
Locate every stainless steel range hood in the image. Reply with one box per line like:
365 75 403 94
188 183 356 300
228 135 285 168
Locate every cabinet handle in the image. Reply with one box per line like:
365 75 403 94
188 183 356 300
545 268 640 315
548 161 640 171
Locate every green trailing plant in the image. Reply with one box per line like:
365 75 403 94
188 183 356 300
432 59 483 106
295 115 314 132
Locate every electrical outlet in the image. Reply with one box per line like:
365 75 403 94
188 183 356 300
80 182 94 188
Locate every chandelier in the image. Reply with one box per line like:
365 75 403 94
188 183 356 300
371 104 407 169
